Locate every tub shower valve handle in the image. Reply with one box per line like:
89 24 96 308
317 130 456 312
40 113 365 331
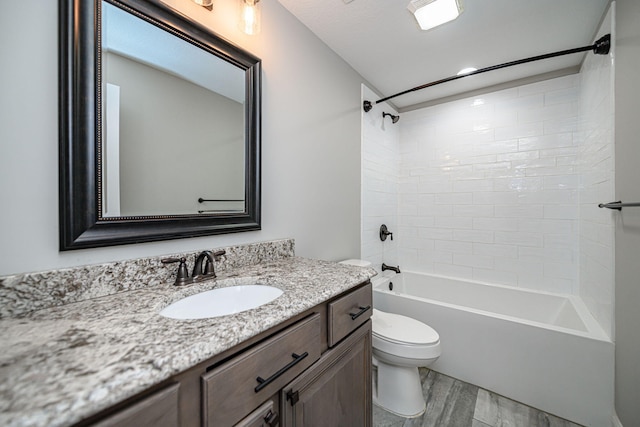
380 224 393 241
161 257 190 286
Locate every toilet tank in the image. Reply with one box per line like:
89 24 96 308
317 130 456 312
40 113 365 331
339 259 372 268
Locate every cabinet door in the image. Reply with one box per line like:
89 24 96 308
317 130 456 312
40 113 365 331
281 321 371 427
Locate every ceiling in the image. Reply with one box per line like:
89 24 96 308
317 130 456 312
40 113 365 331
104 3 244 102
276 0 610 111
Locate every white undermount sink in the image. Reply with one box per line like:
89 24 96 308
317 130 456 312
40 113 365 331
159 285 283 320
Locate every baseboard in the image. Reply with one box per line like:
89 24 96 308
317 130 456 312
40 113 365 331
612 411 623 427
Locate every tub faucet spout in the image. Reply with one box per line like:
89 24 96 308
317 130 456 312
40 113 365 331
381 263 401 274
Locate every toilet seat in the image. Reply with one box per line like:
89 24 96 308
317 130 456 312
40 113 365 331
372 309 441 360
372 309 439 345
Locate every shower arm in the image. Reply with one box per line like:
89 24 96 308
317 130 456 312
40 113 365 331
363 34 610 111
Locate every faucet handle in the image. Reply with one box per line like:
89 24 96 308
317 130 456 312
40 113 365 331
161 257 185 264
380 224 393 241
161 257 190 286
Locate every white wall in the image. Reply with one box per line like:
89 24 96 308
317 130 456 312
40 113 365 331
397 75 581 294
613 0 640 424
361 85 399 273
0 0 365 276
107 52 245 216
578 5 615 340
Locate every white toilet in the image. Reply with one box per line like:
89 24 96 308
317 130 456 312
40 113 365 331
339 260 442 417
372 308 441 417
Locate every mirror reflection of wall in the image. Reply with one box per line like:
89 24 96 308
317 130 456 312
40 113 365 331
101 1 246 218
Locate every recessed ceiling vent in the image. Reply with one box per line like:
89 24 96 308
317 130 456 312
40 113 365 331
407 0 464 31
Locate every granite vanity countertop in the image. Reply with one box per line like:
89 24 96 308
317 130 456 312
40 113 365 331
0 257 376 427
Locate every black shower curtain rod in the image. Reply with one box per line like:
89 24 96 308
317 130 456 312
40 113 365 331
363 33 611 112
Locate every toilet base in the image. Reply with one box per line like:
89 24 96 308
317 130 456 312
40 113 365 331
374 360 426 418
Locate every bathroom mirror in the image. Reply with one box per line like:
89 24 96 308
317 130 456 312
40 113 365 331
59 0 261 250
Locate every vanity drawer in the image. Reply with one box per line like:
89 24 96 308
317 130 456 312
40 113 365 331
234 400 278 427
91 383 179 427
327 283 372 347
202 313 321 427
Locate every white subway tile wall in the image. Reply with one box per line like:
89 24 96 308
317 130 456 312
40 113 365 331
397 74 581 293
362 17 614 340
578 7 615 339
361 85 400 273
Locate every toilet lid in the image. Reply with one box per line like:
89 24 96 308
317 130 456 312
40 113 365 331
372 309 440 345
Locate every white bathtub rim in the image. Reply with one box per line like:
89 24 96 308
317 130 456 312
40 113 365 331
373 271 610 342
376 269 582 301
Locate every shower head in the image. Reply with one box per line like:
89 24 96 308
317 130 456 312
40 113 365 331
382 112 400 124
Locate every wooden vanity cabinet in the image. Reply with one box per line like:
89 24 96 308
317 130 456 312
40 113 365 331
235 400 279 427
89 384 180 427
327 283 372 347
280 282 372 426
202 313 322 426
80 281 372 427
280 321 372 427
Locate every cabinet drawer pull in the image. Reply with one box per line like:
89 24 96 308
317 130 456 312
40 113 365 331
349 305 371 320
264 410 279 426
255 352 309 392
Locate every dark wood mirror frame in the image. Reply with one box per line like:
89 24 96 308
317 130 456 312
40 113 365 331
59 0 261 250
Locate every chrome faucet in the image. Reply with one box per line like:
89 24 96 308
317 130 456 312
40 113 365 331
381 263 401 274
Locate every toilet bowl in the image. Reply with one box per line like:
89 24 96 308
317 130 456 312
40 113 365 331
339 259 442 417
372 308 441 417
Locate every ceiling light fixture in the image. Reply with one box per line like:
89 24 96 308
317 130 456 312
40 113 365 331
407 0 464 31
191 0 213 10
238 0 261 35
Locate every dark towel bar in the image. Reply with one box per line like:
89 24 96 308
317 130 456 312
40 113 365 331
598 201 640 210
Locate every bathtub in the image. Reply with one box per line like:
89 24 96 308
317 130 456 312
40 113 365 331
373 271 614 427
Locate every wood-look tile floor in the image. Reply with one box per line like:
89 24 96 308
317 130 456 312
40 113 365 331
373 369 583 427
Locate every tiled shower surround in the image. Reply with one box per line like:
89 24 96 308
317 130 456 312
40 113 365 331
578 10 615 338
362 31 615 337
361 85 400 273
398 75 583 293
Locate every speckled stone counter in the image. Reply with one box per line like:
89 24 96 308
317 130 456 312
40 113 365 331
0 239 297 318
0 247 376 427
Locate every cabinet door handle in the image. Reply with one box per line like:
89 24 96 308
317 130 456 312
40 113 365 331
264 410 279 427
349 305 371 320
255 352 309 392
